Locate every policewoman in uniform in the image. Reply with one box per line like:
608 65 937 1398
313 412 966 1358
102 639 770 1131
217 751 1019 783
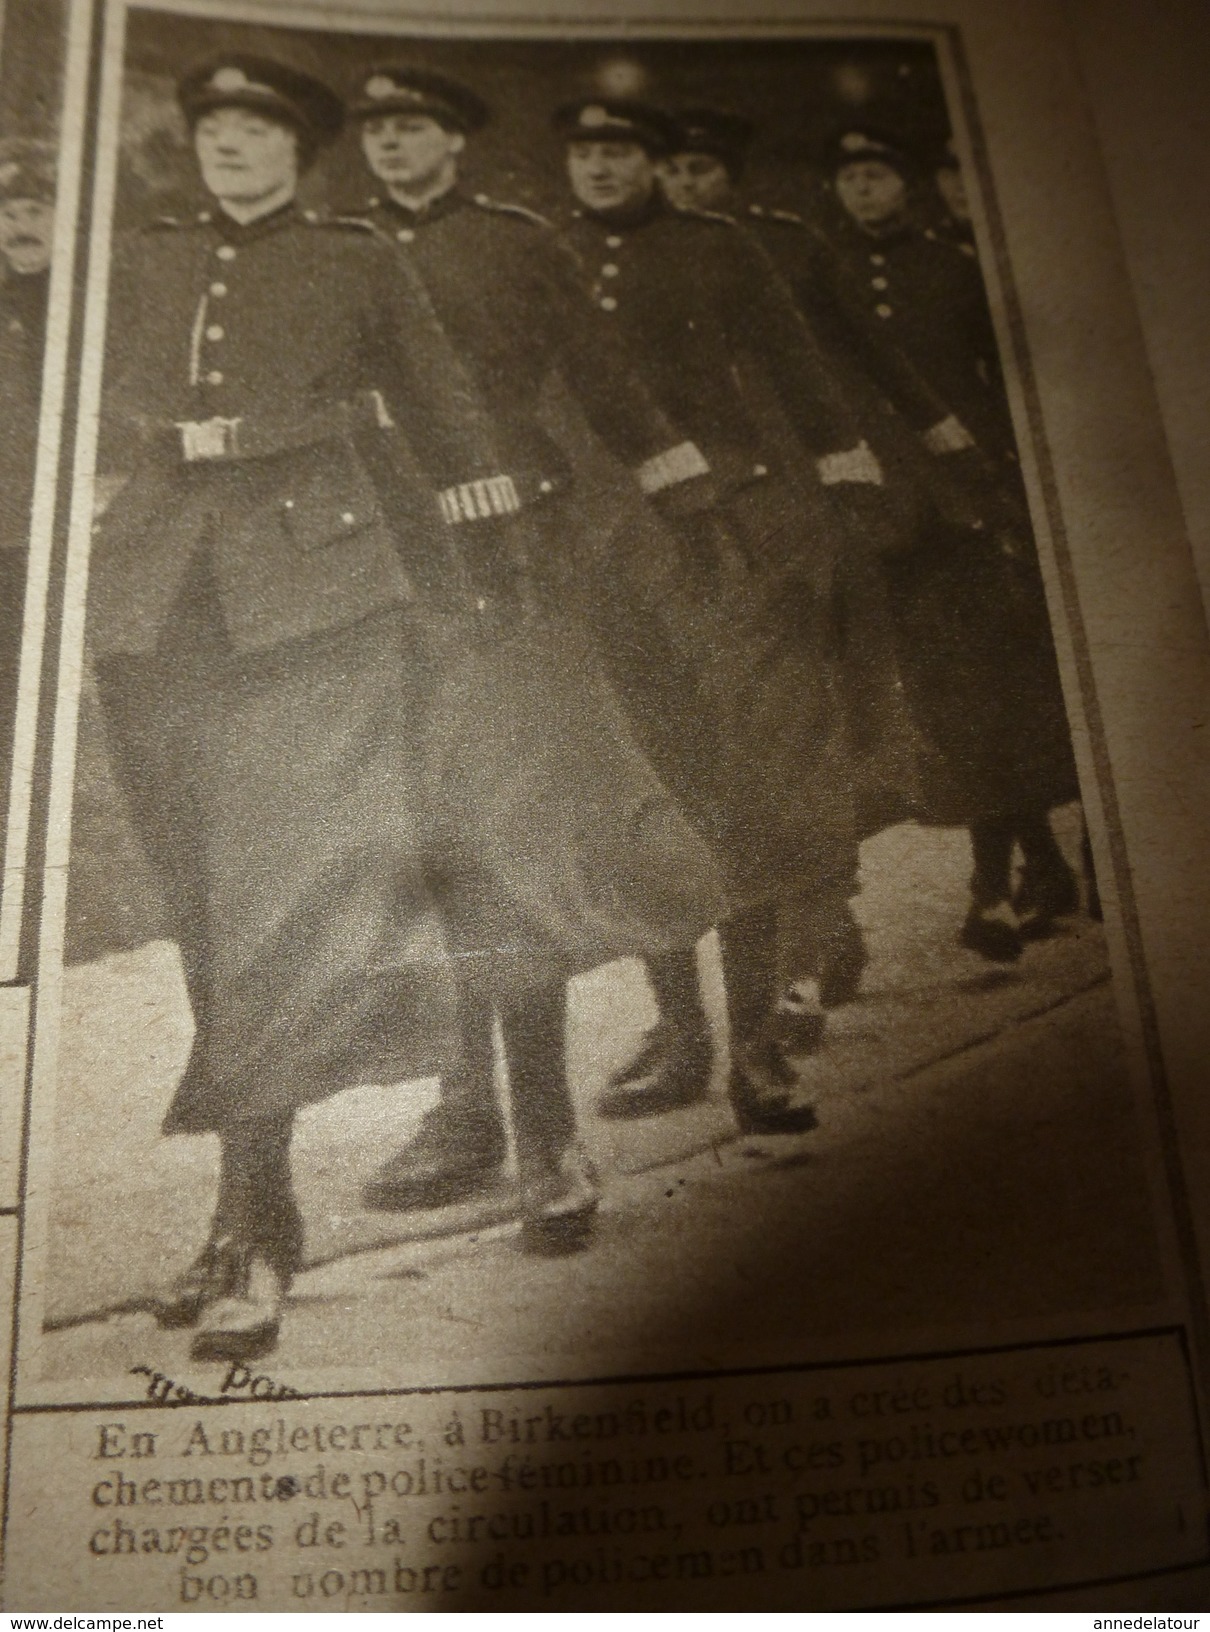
90 55 583 1361
345 66 727 1216
658 109 1000 993
825 128 1081 957
553 98 901 1123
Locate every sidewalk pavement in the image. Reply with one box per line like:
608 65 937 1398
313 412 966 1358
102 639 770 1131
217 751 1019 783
32 806 1160 1395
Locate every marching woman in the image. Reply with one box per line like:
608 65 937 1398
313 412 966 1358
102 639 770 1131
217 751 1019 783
90 55 721 1361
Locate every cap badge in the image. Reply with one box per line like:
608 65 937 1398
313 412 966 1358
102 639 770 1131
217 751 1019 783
210 67 251 93
365 74 397 99
580 105 610 128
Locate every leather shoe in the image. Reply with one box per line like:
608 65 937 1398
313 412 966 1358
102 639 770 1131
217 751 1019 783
959 900 1023 962
362 1110 506 1213
729 1040 819 1136
154 1235 243 1330
596 1019 712 1120
518 1145 601 1256
190 1251 287 1365
1013 859 1080 941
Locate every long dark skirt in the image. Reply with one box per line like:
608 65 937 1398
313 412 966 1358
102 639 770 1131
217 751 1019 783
95 554 724 1135
564 476 862 936
884 524 1080 824
95 572 461 1135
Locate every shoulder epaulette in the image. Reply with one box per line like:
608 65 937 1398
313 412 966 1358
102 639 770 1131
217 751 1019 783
470 192 551 228
677 206 740 228
307 210 377 233
748 203 807 228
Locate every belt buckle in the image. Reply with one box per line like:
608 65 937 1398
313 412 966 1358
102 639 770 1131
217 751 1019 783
176 415 241 461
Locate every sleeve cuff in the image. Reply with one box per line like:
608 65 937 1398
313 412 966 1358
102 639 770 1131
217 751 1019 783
922 414 976 455
637 441 711 494
438 475 521 524
816 441 883 487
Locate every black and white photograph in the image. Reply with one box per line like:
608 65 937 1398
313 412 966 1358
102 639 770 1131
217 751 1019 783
0 0 68 981
15 1 1175 1406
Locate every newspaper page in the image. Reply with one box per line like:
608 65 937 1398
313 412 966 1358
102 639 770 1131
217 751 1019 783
1 0 1209 1611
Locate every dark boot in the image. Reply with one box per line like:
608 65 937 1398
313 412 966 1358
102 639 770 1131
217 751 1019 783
177 1115 301 1363
961 818 1023 962
1013 810 1080 939
596 945 713 1120
817 903 869 1009
506 984 600 1255
723 905 819 1135
362 992 506 1211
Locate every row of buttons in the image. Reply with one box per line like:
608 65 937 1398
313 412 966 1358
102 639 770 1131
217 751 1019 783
597 233 624 313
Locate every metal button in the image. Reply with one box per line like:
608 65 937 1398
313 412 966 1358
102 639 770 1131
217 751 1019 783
539 480 553 494
601 263 619 277
206 370 224 385
869 253 886 266
209 282 228 298
206 324 225 341
599 295 618 311
476 596 487 611
341 511 356 525
870 277 888 290
753 464 768 477
216 245 236 261
396 228 415 243
875 303 893 319
284 499 295 509
605 235 623 248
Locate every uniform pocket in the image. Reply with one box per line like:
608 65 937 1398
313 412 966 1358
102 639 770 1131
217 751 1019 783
280 438 386 553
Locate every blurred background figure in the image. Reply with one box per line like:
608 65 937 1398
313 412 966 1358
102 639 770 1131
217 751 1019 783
0 136 55 837
932 135 976 254
825 126 1083 960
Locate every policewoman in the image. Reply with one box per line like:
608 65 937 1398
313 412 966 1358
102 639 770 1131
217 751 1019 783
90 55 543 1363
555 98 901 1124
825 128 1081 956
345 66 726 1223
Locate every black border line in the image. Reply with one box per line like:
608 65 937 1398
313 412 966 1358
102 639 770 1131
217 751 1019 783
0 0 107 1576
945 21 1210 1394
5 4 1210 1613
8 1320 1203 1412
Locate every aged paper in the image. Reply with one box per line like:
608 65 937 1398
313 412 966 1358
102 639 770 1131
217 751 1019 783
0 0 1208 1610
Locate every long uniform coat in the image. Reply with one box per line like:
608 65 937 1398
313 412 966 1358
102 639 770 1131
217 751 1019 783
90 201 718 1136
806 215 1079 824
355 187 723 829
558 194 879 931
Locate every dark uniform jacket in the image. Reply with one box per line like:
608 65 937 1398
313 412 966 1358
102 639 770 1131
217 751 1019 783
559 194 866 492
740 204 952 437
358 188 685 498
823 215 1014 457
93 202 512 657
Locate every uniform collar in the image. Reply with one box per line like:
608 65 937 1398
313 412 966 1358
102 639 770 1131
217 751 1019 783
372 182 466 228
573 188 667 233
206 198 301 243
838 213 916 250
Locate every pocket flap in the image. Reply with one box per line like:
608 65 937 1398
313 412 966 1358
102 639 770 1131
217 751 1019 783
281 439 386 552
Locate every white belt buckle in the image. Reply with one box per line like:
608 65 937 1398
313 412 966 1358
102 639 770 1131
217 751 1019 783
176 415 242 461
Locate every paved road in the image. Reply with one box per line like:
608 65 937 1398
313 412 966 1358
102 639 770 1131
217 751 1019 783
32 805 1162 1398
